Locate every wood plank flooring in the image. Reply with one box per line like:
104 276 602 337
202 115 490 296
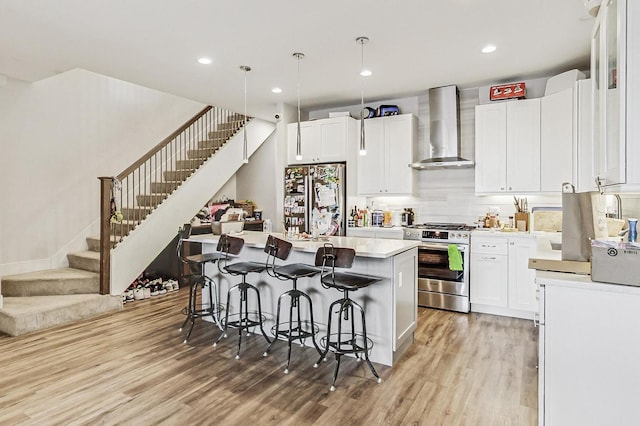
0 288 538 425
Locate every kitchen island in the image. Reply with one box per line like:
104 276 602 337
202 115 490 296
536 270 640 425
189 231 419 366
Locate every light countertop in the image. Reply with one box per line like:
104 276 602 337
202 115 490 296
189 231 420 259
536 270 640 295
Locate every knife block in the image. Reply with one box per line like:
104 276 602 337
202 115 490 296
514 212 530 232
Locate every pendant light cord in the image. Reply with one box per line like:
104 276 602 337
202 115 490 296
293 53 304 160
357 37 370 156
240 65 251 163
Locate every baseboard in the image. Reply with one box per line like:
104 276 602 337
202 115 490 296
1 258 52 277
470 303 536 321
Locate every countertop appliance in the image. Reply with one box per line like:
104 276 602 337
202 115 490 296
284 163 346 236
403 223 473 313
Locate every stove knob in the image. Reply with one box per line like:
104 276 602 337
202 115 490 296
462 233 468 239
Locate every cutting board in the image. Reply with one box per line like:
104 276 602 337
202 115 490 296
532 210 563 232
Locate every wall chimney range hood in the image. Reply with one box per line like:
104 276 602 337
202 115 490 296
410 85 474 170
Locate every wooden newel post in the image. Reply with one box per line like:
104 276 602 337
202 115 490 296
98 177 113 295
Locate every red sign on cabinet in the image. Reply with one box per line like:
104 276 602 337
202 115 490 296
489 82 526 101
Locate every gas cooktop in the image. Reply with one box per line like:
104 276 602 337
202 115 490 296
405 223 475 231
403 222 473 243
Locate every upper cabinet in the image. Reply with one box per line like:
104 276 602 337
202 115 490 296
357 114 417 196
540 88 574 192
475 99 541 194
592 0 640 191
286 116 356 165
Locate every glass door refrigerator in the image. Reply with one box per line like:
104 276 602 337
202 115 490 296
284 163 346 237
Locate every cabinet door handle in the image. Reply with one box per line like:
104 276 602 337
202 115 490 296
533 313 539 327
509 242 514 245
509 186 512 190
480 256 496 260
501 187 505 191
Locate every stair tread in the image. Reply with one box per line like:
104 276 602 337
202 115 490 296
2 267 97 282
0 294 122 336
0 294 115 316
68 250 100 260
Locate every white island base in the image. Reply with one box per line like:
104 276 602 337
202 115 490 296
191 231 419 367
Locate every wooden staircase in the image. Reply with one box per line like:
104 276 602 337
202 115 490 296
0 112 254 336
0 236 122 336
113 118 243 241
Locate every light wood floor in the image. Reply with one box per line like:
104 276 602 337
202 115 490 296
0 288 538 425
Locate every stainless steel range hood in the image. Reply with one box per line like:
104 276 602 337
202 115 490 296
410 85 474 170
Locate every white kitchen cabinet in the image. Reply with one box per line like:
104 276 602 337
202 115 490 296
357 114 417 195
470 233 537 319
475 99 540 194
575 79 597 192
470 240 508 307
287 116 356 164
592 0 640 191
537 271 640 425
507 237 537 312
540 88 574 192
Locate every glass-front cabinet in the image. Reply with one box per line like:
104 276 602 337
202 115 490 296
591 0 640 192
592 0 626 187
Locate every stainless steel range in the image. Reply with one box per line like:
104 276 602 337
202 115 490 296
403 223 473 313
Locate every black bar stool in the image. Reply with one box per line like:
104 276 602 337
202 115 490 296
177 224 224 343
313 243 383 391
262 235 322 373
213 234 271 359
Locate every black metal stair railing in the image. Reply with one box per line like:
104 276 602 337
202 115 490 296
98 106 247 294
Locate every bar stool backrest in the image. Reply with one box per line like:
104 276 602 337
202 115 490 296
264 235 292 261
314 243 355 273
216 234 244 256
176 223 193 265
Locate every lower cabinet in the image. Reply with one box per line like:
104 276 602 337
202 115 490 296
537 274 640 425
470 234 537 319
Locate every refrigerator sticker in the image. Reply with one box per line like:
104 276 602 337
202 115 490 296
316 185 337 207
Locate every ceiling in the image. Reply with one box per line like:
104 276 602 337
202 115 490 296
0 0 595 121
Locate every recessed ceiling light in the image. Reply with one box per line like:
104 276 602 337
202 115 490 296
360 69 372 77
271 87 282 93
482 45 497 54
197 57 212 65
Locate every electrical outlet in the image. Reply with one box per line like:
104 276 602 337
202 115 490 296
489 206 500 215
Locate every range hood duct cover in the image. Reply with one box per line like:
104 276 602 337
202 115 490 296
410 85 474 170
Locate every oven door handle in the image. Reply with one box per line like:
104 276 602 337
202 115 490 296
419 243 468 252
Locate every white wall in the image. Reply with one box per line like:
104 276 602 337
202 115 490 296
236 132 277 223
0 69 205 275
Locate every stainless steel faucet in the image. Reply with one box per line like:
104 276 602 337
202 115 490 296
614 194 622 219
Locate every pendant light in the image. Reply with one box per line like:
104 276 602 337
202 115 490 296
293 52 305 161
356 36 371 156
240 65 251 164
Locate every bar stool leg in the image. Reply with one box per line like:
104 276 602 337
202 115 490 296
300 291 323 356
314 298 340 368
179 278 195 333
354 302 382 383
213 284 233 347
263 292 285 357
182 280 200 343
248 283 271 344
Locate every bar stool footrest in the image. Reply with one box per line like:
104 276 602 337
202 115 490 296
223 312 266 330
320 333 374 356
270 321 319 342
